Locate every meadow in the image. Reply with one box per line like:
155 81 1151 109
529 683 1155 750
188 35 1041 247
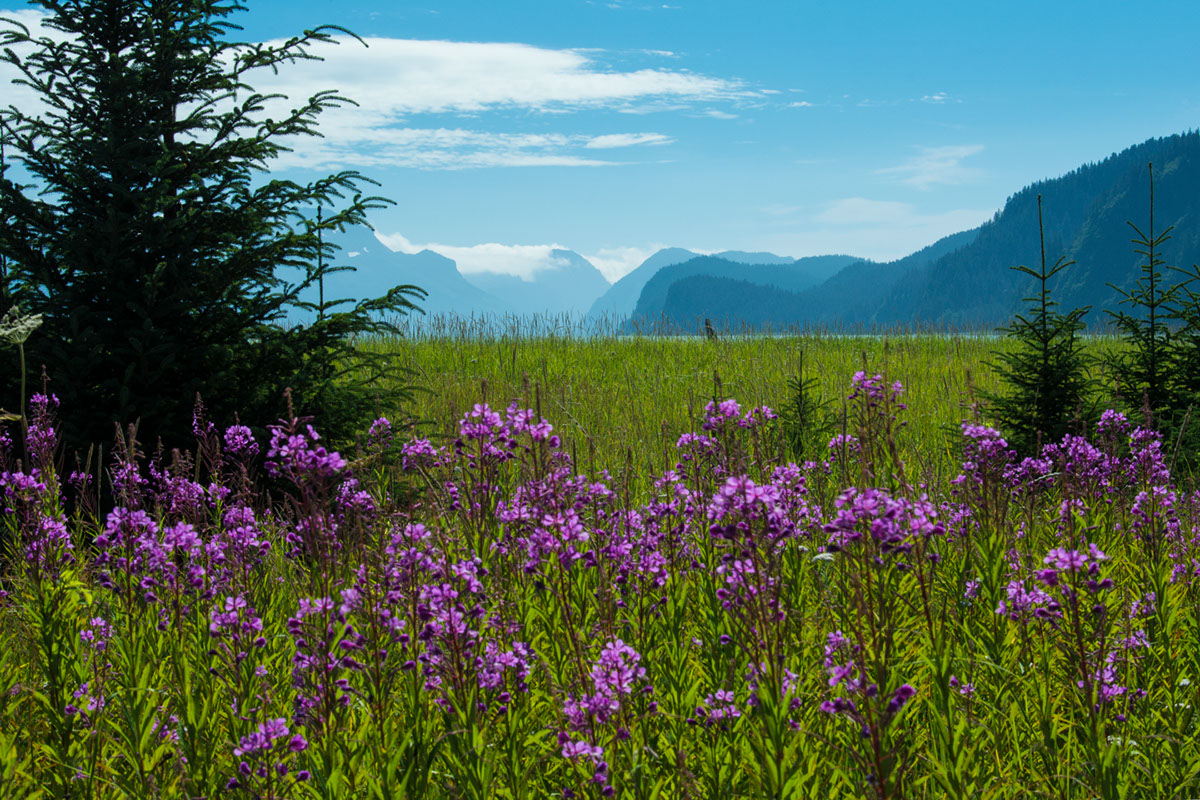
2 325 1199 799
384 316 1128 484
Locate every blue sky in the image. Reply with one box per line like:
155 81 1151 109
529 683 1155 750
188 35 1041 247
6 1 1200 280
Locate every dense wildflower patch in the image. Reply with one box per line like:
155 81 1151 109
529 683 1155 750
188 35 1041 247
1 377 1200 798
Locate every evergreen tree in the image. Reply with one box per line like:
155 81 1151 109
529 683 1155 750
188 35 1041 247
986 195 1091 454
0 1 423 452
1106 163 1178 419
1166 233 1200 405
779 349 836 461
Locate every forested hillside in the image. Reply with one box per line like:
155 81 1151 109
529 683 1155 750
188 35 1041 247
643 131 1200 331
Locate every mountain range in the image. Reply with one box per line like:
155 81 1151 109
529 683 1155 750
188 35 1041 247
299 130 1200 333
645 132 1200 332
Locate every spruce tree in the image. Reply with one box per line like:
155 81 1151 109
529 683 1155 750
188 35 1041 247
1106 163 1178 419
986 195 1091 454
0 1 422 452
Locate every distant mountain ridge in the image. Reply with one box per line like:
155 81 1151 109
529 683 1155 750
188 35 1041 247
875 132 1200 327
294 225 508 320
649 131 1200 331
627 254 860 331
588 249 860 323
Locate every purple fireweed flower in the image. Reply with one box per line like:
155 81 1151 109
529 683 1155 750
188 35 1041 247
477 641 532 693
336 477 377 520
1130 426 1171 487
79 617 112 653
695 689 742 728
823 487 942 555
459 403 504 442
266 420 347 483
561 738 603 761
949 675 976 697
1044 548 1088 572
217 504 271 573
289 595 362 728
997 579 1059 622
886 684 915 714
848 372 905 409
738 405 777 430
954 422 1013 487
819 697 857 715
590 639 646 697
563 639 650 731
209 595 266 652
24 392 58 468
400 437 444 471
675 432 717 454
23 512 75 575
230 718 308 794
223 424 258 460
702 398 743 431
367 417 393 451
506 403 555 441
234 718 291 757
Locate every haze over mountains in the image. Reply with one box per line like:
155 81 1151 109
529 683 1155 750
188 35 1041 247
306 131 1200 332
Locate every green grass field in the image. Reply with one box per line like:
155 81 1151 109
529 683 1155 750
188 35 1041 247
375 317 1124 488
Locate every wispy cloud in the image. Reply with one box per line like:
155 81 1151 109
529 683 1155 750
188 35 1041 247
0 10 744 172
246 36 749 168
877 144 985 190
919 92 958 104
266 125 673 170
585 132 673 149
258 37 745 116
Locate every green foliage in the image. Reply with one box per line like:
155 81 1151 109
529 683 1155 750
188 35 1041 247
779 350 836 462
985 195 1092 454
0 0 423 453
1163 242 1200 466
1106 163 1179 419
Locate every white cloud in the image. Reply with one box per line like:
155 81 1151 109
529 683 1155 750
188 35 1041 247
0 13 744 171
376 231 586 281
787 100 814 108
877 144 985 190
579 245 663 281
0 10 63 118
920 92 957 104
270 126 641 170
258 36 744 116
251 37 744 168
373 232 661 283
585 132 673 149
700 109 738 119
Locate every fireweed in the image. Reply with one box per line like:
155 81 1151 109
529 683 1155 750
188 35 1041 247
2 372 1200 798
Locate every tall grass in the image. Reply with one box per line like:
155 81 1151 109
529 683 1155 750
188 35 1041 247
2 345 1196 799
372 315 1122 490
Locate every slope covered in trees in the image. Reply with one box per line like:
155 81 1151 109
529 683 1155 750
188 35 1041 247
627 254 859 330
646 131 1200 332
878 132 1200 327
